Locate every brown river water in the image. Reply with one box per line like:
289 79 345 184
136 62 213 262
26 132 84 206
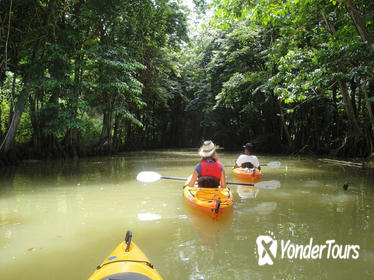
0 150 373 279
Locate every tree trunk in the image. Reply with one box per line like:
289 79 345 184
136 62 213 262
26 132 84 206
0 88 28 153
63 55 82 158
0 96 2 141
112 113 121 153
64 128 79 158
29 94 42 155
345 0 374 45
99 104 113 155
44 92 66 159
313 100 320 152
350 78 357 116
3 73 17 148
101 111 112 145
332 85 339 140
358 84 362 116
322 13 363 137
337 80 362 137
322 13 336 34
277 97 294 149
7 73 16 130
363 81 374 137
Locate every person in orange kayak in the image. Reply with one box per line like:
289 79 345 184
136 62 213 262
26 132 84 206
187 140 226 188
234 142 261 170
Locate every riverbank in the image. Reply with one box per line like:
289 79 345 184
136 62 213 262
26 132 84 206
1 145 374 169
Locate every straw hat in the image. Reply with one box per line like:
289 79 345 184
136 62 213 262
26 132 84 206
199 140 216 157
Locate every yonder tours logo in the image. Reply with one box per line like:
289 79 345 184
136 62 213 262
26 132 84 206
256 232 278 266
255 232 360 266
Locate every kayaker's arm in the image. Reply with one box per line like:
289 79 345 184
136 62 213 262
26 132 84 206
220 168 226 188
188 170 199 187
233 158 240 169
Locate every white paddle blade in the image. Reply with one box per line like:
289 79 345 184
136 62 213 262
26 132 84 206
266 161 281 168
136 171 161 183
255 180 281 189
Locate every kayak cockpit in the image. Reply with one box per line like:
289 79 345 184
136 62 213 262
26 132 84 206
98 272 153 280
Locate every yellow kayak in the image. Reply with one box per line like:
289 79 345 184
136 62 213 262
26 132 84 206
184 176 234 218
88 231 163 280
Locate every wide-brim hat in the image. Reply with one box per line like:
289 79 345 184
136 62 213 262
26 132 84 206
199 140 216 157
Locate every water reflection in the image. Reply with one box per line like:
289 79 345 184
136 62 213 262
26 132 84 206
237 186 259 199
184 203 233 243
137 213 162 221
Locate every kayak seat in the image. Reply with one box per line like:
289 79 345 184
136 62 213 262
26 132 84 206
100 272 153 280
241 162 254 168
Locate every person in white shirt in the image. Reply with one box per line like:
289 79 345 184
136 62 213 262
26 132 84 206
234 143 261 170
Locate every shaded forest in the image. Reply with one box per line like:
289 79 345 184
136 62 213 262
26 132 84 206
1 0 374 166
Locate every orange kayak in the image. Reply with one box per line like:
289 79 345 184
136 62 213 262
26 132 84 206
233 168 262 182
183 177 234 218
88 231 163 280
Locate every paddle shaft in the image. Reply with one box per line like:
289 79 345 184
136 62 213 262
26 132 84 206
160 176 255 186
224 161 278 168
161 176 186 181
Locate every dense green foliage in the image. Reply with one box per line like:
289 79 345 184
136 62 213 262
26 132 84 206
1 0 374 165
181 0 374 155
0 0 188 163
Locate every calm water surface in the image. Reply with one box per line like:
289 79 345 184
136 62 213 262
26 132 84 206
0 150 374 279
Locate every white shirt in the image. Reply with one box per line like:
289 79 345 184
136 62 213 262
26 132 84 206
236 154 260 168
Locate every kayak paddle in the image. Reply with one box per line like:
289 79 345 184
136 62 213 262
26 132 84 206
136 171 280 189
224 161 280 168
136 171 186 183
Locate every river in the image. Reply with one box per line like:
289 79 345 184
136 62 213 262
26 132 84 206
0 150 373 279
